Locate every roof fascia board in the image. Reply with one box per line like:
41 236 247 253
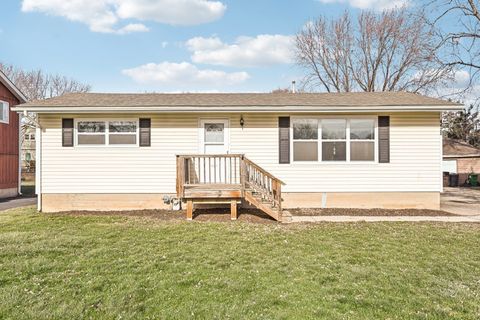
13 105 464 113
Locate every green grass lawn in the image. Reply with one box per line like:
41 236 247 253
1 207 479 319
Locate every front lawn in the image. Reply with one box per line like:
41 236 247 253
1 207 479 319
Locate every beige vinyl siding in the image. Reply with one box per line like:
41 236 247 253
39 112 441 194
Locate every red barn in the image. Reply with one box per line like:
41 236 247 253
0 71 27 199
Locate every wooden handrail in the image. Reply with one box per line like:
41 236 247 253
242 157 286 185
176 154 284 213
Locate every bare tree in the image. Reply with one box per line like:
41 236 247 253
295 9 453 93
443 104 480 147
0 62 91 139
0 62 91 101
427 0 480 88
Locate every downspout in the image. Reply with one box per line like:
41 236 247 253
35 124 42 211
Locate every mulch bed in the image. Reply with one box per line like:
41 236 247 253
287 208 458 216
57 208 277 224
53 207 457 223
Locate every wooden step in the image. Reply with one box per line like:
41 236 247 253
244 191 281 222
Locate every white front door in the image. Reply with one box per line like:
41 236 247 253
199 119 229 154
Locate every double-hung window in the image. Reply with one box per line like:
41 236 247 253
77 121 106 145
0 100 9 124
322 119 347 161
109 121 137 145
76 120 138 146
293 119 318 161
350 119 375 161
292 117 376 162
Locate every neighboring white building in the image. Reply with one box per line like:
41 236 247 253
21 127 36 177
13 92 462 219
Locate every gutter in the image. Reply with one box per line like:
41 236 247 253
35 125 42 211
443 155 480 159
18 115 22 196
12 104 464 113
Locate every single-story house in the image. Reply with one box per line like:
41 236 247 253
443 137 480 185
13 91 462 220
0 71 27 199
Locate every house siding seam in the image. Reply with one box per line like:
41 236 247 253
38 112 442 194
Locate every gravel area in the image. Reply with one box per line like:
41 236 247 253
287 207 457 216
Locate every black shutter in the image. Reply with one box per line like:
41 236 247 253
378 116 390 163
279 117 290 164
62 118 74 147
139 118 151 147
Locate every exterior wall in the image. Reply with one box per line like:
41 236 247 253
41 191 440 212
0 82 19 198
456 158 480 184
283 192 440 210
38 112 442 210
457 157 480 174
42 193 172 212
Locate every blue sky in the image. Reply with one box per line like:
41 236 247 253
1 0 414 93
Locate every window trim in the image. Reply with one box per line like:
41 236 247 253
74 119 140 147
0 100 10 124
291 115 378 164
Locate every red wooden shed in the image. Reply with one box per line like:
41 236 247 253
0 71 27 199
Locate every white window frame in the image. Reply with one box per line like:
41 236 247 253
292 118 319 162
349 118 377 162
0 100 9 124
291 116 378 164
74 119 140 147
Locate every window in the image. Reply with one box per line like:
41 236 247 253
0 100 9 124
293 119 318 161
292 117 376 163
77 121 106 145
109 121 137 145
350 119 375 161
204 123 224 143
76 120 138 146
322 119 346 161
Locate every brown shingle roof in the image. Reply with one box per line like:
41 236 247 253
443 138 480 158
18 91 459 108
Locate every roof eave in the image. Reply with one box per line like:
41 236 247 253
12 104 464 113
443 154 480 158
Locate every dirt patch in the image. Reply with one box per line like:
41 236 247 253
288 208 457 216
55 208 277 224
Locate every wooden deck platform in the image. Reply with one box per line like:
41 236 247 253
184 184 242 198
176 154 285 221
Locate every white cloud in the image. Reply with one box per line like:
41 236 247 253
318 0 409 10
185 34 294 67
122 62 249 87
117 23 149 34
21 0 226 34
